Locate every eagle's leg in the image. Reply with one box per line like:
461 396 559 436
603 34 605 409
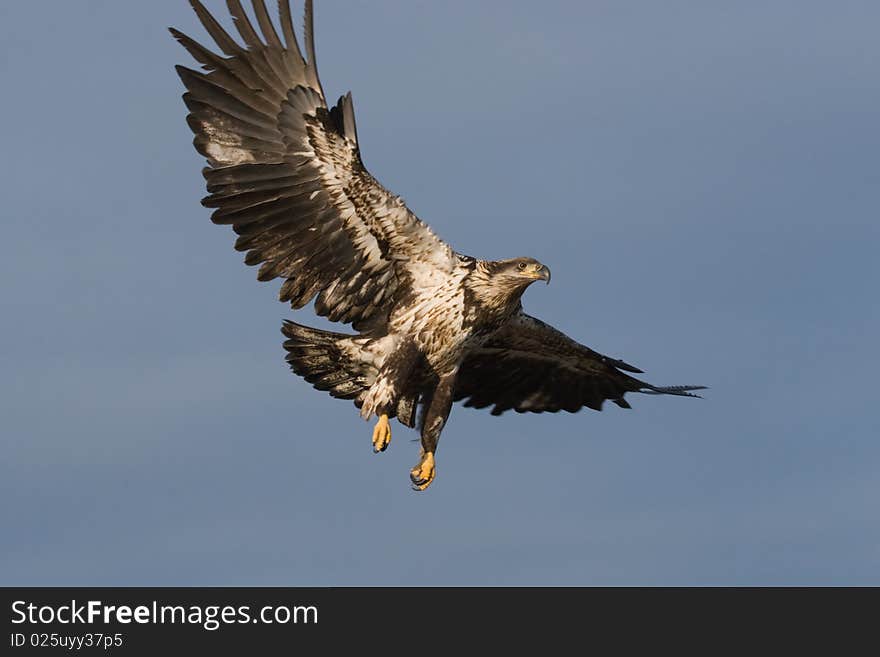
371 413 392 453
411 370 456 491
362 338 419 454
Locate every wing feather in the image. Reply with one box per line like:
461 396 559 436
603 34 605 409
455 312 706 414
251 1 283 49
172 0 454 330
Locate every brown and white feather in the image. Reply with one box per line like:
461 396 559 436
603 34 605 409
172 0 453 331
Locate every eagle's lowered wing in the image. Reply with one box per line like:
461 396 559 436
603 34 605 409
172 1 454 330
455 311 705 415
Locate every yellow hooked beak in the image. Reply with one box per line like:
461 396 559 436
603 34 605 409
530 263 551 284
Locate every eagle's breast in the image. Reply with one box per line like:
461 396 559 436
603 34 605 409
386 262 478 373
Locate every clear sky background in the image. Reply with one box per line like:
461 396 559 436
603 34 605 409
2 1 877 585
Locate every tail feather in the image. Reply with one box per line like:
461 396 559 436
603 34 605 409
282 320 366 401
280 320 419 426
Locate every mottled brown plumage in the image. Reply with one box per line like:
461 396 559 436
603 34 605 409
172 1 704 490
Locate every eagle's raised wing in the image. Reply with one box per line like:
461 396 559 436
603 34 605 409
455 311 705 415
171 0 454 329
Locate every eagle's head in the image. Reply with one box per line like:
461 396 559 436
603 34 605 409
467 257 551 313
468 257 551 311
490 257 552 288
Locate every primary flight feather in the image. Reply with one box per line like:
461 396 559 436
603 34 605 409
171 0 705 490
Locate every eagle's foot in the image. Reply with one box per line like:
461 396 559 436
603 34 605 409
410 451 436 491
371 414 392 453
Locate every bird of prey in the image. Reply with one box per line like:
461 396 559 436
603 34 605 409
171 0 705 490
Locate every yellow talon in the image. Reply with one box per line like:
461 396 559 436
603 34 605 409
410 451 436 491
372 414 392 453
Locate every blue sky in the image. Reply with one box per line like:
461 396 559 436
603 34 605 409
1 0 878 585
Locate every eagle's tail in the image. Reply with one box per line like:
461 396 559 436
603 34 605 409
281 320 368 402
281 320 420 427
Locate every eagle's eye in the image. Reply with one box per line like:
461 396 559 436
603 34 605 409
517 262 527 271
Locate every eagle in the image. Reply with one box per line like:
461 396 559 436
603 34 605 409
171 0 705 490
